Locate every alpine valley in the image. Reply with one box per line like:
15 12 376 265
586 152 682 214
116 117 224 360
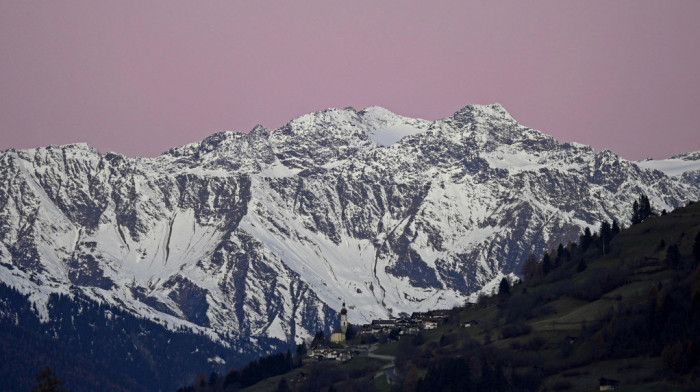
1 104 699 391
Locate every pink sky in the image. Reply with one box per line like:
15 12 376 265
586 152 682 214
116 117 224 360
1 1 699 160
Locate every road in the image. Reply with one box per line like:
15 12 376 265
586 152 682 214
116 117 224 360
363 343 397 384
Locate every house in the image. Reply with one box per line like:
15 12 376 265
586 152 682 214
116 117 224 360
413 310 449 326
395 318 412 328
400 326 421 335
599 377 619 391
307 346 328 360
323 348 351 362
429 309 451 319
334 349 352 362
372 319 396 328
410 312 428 321
423 320 438 330
463 319 479 328
358 325 375 335
307 347 352 362
324 350 338 360
359 324 387 335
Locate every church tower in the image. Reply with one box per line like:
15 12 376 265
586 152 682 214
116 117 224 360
340 302 348 335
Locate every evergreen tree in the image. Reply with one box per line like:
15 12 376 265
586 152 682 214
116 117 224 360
632 194 654 224
641 194 653 219
194 373 207 391
542 254 552 276
521 254 538 280
208 372 218 387
600 221 612 255
693 232 700 265
277 377 290 392
568 241 579 257
658 239 667 251
632 200 640 224
310 330 326 347
580 227 593 252
296 342 307 357
345 322 355 340
222 369 240 389
611 220 621 236
30 366 67 392
555 243 567 267
498 277 510 299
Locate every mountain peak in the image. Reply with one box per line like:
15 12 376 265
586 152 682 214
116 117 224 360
454 103 515 122
249 124 269 138
357 106 431 146
358 105 396 117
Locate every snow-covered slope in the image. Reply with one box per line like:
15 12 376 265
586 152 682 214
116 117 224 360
1 103 698 350
637 151 700 177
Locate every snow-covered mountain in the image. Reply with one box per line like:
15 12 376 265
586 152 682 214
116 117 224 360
1 103 699 350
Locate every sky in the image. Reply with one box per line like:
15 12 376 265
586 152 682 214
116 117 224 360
1 1 699 160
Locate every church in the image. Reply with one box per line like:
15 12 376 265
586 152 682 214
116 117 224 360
329 302 348 343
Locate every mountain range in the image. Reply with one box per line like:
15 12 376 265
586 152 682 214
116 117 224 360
1 103 699 388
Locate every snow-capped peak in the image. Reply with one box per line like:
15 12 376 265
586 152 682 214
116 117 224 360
358 106 431 146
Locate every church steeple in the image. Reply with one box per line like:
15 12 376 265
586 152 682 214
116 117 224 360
340 302 348 335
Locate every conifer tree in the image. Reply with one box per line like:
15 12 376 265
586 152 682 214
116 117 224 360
632 200 640 224
611 220 620 236
600 221 612 255
632 194 654 224
296 342 307 357
310 330 326 347
498 277 511 299
277 377 290 392
580 227 593 252
521 254 538 280
542 254 552 275
555 243 567 267
30 366 67 392
641 195 653 218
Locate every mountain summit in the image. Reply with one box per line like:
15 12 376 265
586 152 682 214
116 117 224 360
1 104 699 350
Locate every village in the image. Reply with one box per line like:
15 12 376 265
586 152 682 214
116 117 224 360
302 301 624 391
304 303 468 363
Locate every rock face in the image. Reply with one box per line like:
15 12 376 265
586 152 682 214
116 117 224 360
1 103 699 349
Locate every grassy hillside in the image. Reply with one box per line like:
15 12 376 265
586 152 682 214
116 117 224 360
178 200 700 392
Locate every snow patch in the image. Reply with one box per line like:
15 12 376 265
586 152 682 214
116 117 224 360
636 159 700 177
266 315 287 341
366 124 427 146
208 356 226 365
